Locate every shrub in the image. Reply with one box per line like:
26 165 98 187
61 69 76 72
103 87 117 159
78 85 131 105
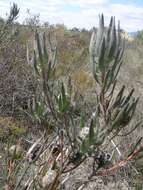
2 15 143 190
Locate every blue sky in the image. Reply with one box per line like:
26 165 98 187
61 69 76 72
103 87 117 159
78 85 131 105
0 0 143 32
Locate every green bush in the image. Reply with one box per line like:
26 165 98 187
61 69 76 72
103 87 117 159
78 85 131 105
1 14 143 190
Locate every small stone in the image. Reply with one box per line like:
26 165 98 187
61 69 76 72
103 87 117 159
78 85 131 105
42 169 57 188
9 145 23 159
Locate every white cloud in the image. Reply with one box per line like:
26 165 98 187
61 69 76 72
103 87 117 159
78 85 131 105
58 3 143 32
0 0 143 31
65 0 108 7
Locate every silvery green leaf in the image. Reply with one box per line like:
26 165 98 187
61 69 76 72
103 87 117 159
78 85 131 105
80 113 85 128
43 32 48 60
80 139 89 154
105 16 113 49
121 89 134 106
89 27 96 56
112 85 125 108
33 50 40 76
115 21 121 57
98 37 106 72
89 119 95 145
36 32 43 63
108 17 116 58
95 14 104 55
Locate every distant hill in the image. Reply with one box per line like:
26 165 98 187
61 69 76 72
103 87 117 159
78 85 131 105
128 31 138 38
